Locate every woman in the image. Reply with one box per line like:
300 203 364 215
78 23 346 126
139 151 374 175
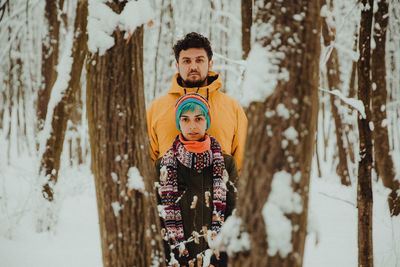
156 93 237 266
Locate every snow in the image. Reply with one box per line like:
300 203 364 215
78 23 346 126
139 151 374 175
119 0 154 35
0 158 102 267
88 0 154 55
276 103 290 119
283 126 299 144
111 201 122 217
319 88 367 119
240 43 279 107
127 167 145 192
87 0 119 55
262 171 303 257
37 30 74 161
207 214 250 256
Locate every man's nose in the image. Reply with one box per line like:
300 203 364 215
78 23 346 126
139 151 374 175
189 63 197 70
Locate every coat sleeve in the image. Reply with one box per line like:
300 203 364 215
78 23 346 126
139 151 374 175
146 102 160 162
224 155 238 218
231 101 248 172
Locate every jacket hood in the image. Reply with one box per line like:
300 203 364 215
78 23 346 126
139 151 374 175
168 71 222 96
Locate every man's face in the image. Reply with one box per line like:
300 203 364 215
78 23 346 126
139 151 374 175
176 48 213 88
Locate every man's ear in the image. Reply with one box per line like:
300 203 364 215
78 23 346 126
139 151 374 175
175 61 179 71
208 59 213 70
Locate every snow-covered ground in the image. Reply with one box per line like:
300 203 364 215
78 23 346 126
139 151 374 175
0 156 399 267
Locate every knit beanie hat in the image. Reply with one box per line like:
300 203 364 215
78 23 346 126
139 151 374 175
175 93 211 131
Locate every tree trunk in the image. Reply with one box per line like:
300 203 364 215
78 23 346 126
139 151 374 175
37 0 63 130
86 4 165 265
241 0 252 59
232 1 321 266
357 0 374 266
41 0 88 201
322 19 351 186
371 0 400 216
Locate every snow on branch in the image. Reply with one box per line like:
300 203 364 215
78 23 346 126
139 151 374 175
319 88 366 119
88 0 154 55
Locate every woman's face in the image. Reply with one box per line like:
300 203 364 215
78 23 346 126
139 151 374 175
179 107 207 141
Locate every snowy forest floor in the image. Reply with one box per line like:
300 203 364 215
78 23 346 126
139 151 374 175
0 155 399 267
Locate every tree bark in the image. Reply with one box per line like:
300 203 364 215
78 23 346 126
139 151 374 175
86 3 165 265
371 0 400 216
37 0 63 130
322 19 351 186
232 1 321 266
41 0 88 201
241 0 252 59
357 0 374 266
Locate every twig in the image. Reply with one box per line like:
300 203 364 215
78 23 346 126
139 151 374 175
318 191 355 207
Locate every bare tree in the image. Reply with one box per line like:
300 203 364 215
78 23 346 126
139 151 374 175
371 0 400 216
357 0 374 266
41 0 88 201
322 17 351 186
241 0 252 59
232 0 321 266
86 2 165 265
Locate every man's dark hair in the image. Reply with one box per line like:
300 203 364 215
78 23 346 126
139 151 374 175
173 32 213 62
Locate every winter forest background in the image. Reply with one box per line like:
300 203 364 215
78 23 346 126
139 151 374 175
0 0 400 266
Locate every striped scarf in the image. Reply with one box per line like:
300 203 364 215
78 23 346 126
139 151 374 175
159 136 227 243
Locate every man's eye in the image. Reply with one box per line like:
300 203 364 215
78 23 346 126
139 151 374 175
196 59 204 63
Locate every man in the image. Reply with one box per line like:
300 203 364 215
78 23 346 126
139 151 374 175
147 32 247 170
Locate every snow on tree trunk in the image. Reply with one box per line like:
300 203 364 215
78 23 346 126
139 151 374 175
232 1 321 266
371 0 400 216
357 0 374 266
86 2 164 265
37 0 63 130
41 0 88 201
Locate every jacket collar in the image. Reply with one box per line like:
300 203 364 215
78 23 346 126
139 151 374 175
168 71 222 97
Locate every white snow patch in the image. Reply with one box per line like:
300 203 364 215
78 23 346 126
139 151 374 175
207 214 250 256
241 43 282 107
262 171 303 257
87 0 119 55
276 103 290 119
88 0 154 55
111 172 118 183
283 126 299 143
127 167 145 192
111 201 122 217
119 0 154 35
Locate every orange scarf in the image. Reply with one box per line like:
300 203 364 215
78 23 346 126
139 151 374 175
179 134 211 153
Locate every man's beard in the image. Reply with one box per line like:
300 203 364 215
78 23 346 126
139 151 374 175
182 77 207 88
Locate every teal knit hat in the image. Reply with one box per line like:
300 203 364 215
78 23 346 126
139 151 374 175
175 93 211 131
